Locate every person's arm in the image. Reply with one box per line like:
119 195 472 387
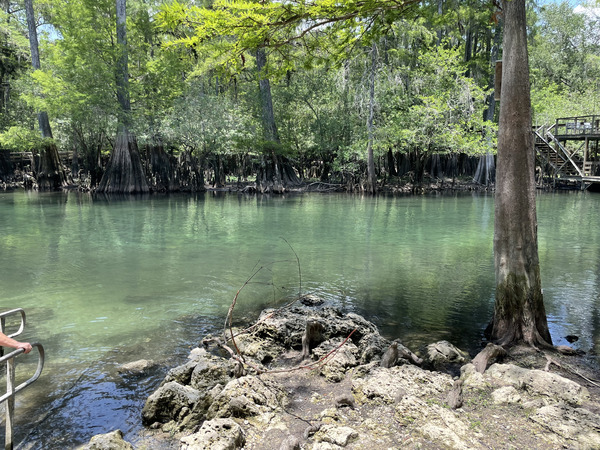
0 332 32 354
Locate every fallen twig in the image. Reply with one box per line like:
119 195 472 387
215 240 358 377
544 354 600 388
281 237 301 299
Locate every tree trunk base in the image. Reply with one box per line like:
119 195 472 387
97 128 149 194
36 140 67 191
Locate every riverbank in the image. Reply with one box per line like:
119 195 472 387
0 170 496 195
86 296 600 450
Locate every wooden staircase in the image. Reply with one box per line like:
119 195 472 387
534 127 583 178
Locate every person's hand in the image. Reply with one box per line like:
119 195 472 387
17 342 32 354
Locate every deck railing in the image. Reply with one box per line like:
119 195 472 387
554 115 600 137
0 309 44 450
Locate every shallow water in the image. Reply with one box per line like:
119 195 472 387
0 190 598 448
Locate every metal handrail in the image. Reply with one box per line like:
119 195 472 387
0 343 45 404
0 309 26 339
0 309 44 450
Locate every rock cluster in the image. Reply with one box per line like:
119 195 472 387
140 301 397 434
85 296 600 449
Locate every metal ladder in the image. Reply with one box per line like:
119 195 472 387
0 309 44 450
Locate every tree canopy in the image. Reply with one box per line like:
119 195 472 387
0 0 597 192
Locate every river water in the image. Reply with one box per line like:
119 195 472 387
0 190 598 448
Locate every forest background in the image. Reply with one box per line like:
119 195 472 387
0 0 599 193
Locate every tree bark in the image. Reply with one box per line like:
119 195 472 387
255 48 281 189
25 0 66 190
366 42 377 194
255 48 300 189
148 142 173 192
97 125 148 193
256 48 280 145
487 0 552 348
474 22 500 186
97 0 148 193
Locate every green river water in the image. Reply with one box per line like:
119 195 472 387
0 190 599 448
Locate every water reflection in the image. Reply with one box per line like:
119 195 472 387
0 190 598 447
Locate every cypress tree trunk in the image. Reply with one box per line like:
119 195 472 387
148 142 173 192
255 48 282 189
366 43 377 194
255 48 299 189
474 19 501 186
487 0 552 348
97 125 148 193
97 0 148 194
256 48 280 146
25 0 66 190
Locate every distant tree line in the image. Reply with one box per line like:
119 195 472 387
0 0 598 192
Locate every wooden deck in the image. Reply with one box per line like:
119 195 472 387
535 115 600 190
2 151 72 166
553 115 600 141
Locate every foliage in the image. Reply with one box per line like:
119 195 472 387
160 82 257 155
377 40 495 156
529 1 600 124
0 5 34 132
0 125 47 151
157 0 422 76
1 0 597 186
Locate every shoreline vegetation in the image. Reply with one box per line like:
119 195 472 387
0 168 519 196
0 152 498 195
80 296 599 450
0 149 585 195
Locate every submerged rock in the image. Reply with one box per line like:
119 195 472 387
78 429 133 450
116 359 157 376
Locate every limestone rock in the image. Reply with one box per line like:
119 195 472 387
313 339 359 382
78 430 133 450
179 384 224 430
314 424 358 447
278 435 301 450
190 353 235 391
491 386 521 405
141 381 201 425
395 396 476 449
207 375 286 419
180 418 245 450
353 365 453 404
530 403 600 448
162 358 200 386
252 306 381 357
486 363 590 405
232 331 285 365
459 363 487 389
311 443 341 450
426 341 469 367
356 332 390 365
300 294 324 306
